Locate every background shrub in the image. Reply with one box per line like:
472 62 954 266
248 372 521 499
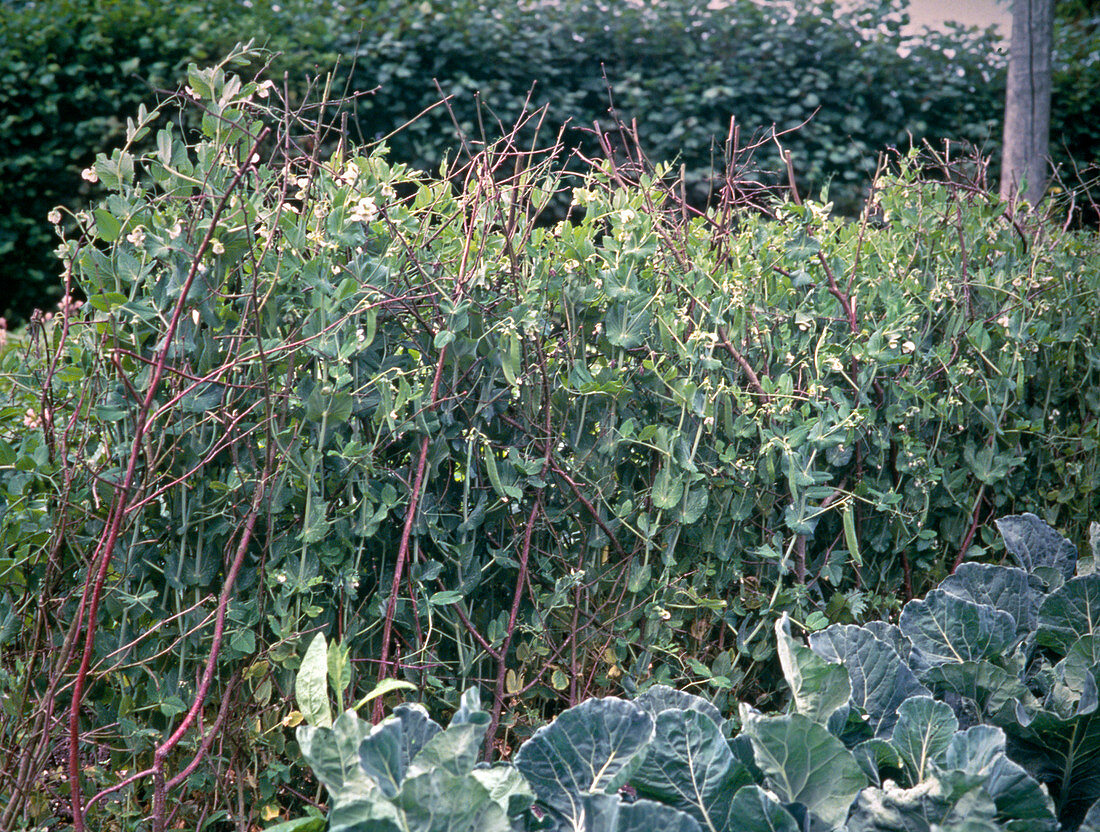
341 0 1007 209
1050 7 1100 218
1 51 1098 827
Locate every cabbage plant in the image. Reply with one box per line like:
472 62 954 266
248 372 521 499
804 512 1100 831
292 513 1100 831
295 685 535 832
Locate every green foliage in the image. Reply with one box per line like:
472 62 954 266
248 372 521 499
803 513 1100 830
342 0 1006 212
291 514 1100 832
2 49 1100 828
0 0 353 325
1051 10 1100 202
6 0 1100 325
296 687 534 831
344 0 1100 220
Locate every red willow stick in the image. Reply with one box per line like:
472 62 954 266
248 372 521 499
67 129 269 832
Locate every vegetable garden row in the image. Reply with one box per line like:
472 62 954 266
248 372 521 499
0 46 1098 829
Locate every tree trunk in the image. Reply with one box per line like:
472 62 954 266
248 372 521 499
999 0 1054 207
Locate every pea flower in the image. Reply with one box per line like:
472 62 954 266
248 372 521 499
349 196 378 223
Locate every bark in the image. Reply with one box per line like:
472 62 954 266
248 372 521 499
1000 0 1054 207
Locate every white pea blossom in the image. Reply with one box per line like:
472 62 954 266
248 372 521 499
81 167 99 183
339 161 360 186
48 208 62 225
349 196 378 223
126 226 146 247
210 239 225 255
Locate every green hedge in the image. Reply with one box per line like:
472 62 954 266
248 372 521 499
1 52 1099 826
1051 10 1100 206
341 0 1007 207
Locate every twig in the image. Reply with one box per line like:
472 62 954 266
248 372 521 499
486 499 540 758
68 128 269 832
